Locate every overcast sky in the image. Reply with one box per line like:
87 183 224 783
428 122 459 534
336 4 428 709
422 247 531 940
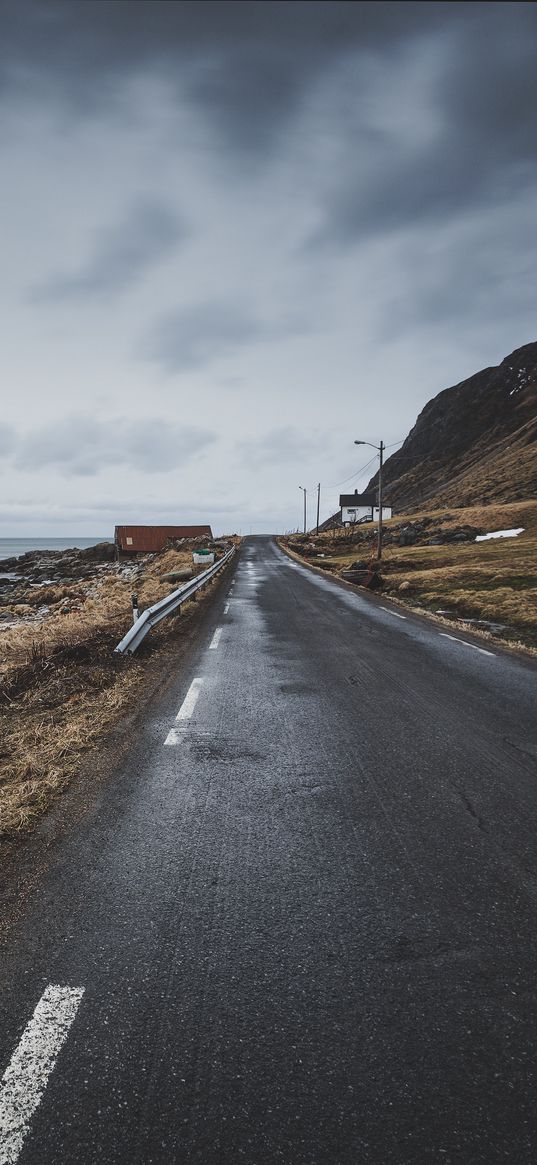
1 0 537 535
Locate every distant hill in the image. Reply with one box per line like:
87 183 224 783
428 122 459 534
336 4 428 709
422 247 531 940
368 342 537 511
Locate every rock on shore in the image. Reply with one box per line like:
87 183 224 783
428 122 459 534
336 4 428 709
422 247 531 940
0 542 123 627
0 541 117 581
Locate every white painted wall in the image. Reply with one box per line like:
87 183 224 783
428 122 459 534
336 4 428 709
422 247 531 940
341 505 392 525
341 506 371 524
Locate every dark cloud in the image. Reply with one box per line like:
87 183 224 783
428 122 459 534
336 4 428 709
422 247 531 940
9 416 215 476
144 301 299 371
0 3 447 86
0 2 464 152
312 5 537 243
3 2 536 233
31 200 185 300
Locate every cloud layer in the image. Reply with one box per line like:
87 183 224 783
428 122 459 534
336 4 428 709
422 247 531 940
2 417 216 477
0 2 536 534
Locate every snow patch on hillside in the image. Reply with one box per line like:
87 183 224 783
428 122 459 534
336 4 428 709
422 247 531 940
475 528 524 542
509 367 531 396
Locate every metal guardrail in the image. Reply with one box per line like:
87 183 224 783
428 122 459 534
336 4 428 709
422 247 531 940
114 546 235 655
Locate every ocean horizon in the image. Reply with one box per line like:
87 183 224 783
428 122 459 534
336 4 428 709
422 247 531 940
0 536 113 564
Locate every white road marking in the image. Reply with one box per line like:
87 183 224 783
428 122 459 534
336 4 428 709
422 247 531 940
439 633 495 657
209 627 223 649
0 984 84 1165
380 607 407 620
175 678 203 720
223 602 230 614
164 727 185 746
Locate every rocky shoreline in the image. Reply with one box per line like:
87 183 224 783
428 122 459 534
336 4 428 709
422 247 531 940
0 535 230 630
0 542 131 628
0 539 117 578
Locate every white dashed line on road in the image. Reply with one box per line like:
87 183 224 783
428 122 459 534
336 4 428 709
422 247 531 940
164 727 185 746
165 678 204 744
175 678 204 720
439 633 495 657
223 603 230 614
209 627 223 649
0 984 84 1165
380 607 407 620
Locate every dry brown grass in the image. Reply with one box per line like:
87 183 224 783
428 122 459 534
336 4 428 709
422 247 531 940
0 666 143 834
153 547 193 576
382 504 537 637
23 583 80 607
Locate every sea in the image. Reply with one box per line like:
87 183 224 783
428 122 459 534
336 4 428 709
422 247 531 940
0 537 113 566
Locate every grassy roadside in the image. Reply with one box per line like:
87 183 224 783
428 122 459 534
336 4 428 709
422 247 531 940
0 546 237 840
280 501 537 652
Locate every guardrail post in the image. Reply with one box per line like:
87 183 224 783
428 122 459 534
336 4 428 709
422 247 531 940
132 593 139 623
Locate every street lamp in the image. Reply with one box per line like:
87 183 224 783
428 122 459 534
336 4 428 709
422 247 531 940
298 486 307 534
354 439 385 560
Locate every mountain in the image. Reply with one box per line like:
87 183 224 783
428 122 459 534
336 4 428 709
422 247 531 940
367 342 537 511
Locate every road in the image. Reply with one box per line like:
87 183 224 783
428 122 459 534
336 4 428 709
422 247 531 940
1 536 537 1164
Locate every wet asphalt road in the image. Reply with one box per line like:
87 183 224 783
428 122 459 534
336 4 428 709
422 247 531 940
2 535 537 1164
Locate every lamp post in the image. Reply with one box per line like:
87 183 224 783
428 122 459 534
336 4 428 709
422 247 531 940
299 486 307 534
354 439 385 560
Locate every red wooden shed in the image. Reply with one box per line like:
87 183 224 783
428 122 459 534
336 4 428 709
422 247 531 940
115 525 213 553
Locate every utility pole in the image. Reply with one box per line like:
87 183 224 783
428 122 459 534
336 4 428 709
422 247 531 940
377 441 384 561
316 483 321 534
354 438 385 561
299 486 307 534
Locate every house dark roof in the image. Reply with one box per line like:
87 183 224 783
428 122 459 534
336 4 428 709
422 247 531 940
339 491 377 507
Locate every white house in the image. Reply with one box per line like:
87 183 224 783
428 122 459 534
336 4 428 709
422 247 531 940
340 491 392 526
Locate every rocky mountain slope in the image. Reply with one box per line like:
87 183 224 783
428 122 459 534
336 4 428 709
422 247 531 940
368 342 537 510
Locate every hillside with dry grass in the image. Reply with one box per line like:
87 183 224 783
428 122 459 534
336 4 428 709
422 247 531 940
370 342 537 510
281 500 537 651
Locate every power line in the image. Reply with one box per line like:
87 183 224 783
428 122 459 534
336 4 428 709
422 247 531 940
302 454 378 495
322 454 379 490
328 457 378 488
301 444 403 495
